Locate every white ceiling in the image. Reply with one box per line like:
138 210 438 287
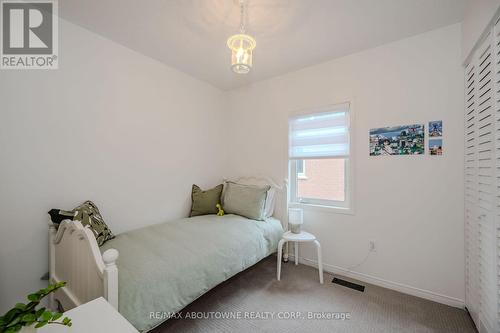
60 0 465 90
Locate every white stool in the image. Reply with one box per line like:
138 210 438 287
277 231 324 284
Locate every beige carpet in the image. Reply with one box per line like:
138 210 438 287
151 256 476 333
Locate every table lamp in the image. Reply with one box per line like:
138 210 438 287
288 208 303 234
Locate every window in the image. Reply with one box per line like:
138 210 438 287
289 104 351 211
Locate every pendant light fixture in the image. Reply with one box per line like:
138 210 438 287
227 0 256 74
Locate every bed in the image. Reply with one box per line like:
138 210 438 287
48 177 288 332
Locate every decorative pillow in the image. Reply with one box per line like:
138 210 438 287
48 201 115 246
190 184 223 217
222 182 270 221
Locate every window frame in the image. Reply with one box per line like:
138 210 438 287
297 160 307 179
288 103 354 215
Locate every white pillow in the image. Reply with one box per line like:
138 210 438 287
264 187 276 218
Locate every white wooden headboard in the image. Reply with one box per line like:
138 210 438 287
48 220 118 311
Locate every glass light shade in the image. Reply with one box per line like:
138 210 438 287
288 208 303 234
227 33 256 74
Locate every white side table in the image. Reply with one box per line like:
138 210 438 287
277 231 324 284
39 297 138 333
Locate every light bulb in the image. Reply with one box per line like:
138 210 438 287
236 47 245 62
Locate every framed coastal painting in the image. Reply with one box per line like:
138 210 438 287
369 124 425 156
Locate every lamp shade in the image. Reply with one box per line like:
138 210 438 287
288 208 303 234
227 33 256 74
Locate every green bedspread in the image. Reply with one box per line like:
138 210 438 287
100 214 283 332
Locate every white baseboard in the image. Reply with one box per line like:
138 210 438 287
289 255 465 309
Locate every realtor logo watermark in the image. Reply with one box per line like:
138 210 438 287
1 0 58 69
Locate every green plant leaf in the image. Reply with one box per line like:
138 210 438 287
35 308 45 318
21 313 36 323
62 317 71 325
25 301 38 310
35 321 48 328
5 316 20 327
13 303 25 311
41 311 52 322
4 324 21 333
51 312 63 321
3 308 20 323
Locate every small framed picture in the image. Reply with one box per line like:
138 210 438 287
429 121 442 137
429 139 442 156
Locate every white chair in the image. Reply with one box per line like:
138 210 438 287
277 231 324 284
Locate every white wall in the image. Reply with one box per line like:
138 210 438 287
0 19 226 312
462 0 500 62
226 24 465 306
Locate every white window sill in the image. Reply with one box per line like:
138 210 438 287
289 202 354 215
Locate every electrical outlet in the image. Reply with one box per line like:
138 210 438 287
369 240 376 252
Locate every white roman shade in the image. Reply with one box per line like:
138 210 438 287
289 104 350 159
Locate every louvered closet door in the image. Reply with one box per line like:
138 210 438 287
465 25 500 333
493 19 500 333
476 32 498 333
465 57 480 327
